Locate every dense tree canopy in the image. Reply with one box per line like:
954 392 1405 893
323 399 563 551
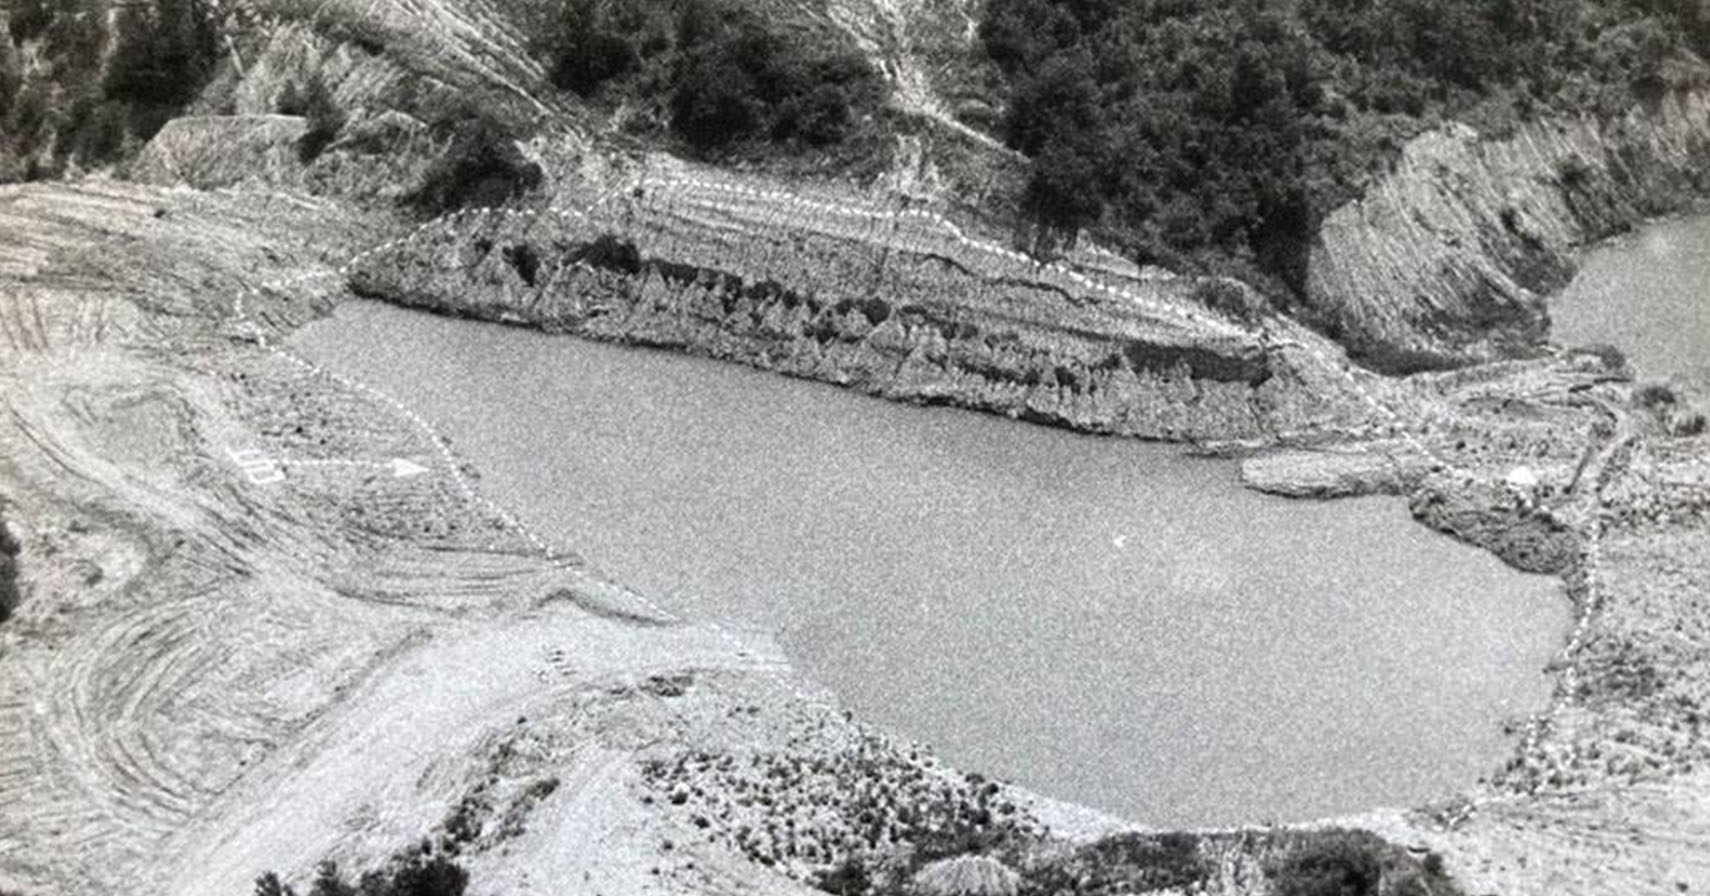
0 0 217 180
541 0 883 153
980 0 1710 289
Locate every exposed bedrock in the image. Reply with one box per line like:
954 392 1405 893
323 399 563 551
1307 91 1710 372
1239 443 1422 499
350 189 1363 441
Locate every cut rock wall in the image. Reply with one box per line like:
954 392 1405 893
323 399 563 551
1307 91 1710 372
350 175 1365 441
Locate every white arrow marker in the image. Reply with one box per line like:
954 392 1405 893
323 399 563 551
390 458 431 478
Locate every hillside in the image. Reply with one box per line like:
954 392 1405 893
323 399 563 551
1 2 1710 896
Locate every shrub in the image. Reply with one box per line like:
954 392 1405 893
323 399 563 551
670 0 882 150
1634 382 1678 408
102 0 217 110
277 75 346 163
542 0 670 97
538 0 882 155
0 507 18 622
254 873 291 896
253 854 468 896
6 0 55 43
1017 831 1208 895
1193 278 1267 322
1669 409 1706 437
1575 343 1629 372
1269 834 1383 896
813 857 872 895
403 111 542 215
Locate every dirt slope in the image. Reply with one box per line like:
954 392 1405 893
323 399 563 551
0 180 1121 896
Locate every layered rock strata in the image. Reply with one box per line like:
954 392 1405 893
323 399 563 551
351 175 1364 441
1307 91 1710 370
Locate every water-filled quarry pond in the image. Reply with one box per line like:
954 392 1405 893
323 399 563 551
1553 212 1710 383
294 300 1567 827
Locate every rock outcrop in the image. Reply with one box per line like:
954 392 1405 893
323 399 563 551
1239 444 1417 499
1307 91 1710 371
351 172 1369 441
130 115 309 189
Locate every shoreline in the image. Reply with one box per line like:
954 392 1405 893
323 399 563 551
0 161 1705 892
294 293 1567 832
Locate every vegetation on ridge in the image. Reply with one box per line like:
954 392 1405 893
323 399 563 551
0 0 218 180
979 0 1710 292
800 823 1460 895
536 0 885 156
253 854 468 896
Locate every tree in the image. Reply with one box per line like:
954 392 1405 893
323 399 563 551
255 855 469 896
103 0 217 108
1270 837 1383 896
308 862 357 896
403 110 543 215
537 0 881 156
0 508 19 622
277 75 347 163
254 872 296 896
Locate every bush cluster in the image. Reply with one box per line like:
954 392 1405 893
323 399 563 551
1267 829 1460 896
276 75 346 163
539 0 883 153
0 0 218 180
980 0 1710 290
1271 836 1381 896
403 109 543 216
0 507 18 622
253 854 467 896
807 829 1208 896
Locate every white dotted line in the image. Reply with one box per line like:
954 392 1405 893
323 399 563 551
240 268 569 563
613 172 1244 336
239 211 792 659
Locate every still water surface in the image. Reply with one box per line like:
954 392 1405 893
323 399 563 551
1554 214 1710 382
295 301 1566 826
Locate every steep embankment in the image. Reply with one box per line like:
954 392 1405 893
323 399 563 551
1307 91 1710 371
348 163 1377 442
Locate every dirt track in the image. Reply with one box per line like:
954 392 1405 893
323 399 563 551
0 181 808 894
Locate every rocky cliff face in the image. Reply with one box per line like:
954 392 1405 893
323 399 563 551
350 171 1372 442
1306 91 1710 372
